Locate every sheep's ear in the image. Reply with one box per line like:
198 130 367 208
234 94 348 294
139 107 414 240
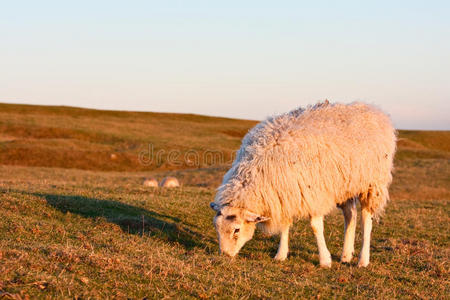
210 202 220 211
245 211 270 223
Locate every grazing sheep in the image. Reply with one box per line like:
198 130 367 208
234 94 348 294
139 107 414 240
160 177 180 188
143 178 158 187
210 101 396 267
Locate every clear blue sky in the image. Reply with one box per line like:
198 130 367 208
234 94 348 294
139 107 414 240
1 1 449 129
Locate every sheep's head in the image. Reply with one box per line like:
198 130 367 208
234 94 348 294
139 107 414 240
210 203 270 257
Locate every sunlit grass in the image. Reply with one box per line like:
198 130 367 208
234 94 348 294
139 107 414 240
0 103 448 298
0 158 448 298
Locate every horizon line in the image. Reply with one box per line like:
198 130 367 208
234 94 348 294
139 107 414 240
0 100 448 131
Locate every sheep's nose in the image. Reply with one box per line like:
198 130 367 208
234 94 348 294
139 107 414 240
220 249 236 257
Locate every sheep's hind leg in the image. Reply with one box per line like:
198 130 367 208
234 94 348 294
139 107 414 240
339 198 357 263
358 208 373 267
274 224 290 261
310 216 332 268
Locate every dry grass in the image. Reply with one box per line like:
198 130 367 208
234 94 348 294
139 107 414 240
0 103 254 171
0 160 448 299
1 103 448 171
0 103 449 298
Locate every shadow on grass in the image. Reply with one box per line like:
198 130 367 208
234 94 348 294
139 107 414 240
28 192 214 251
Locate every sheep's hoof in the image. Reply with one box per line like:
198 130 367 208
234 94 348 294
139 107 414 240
357 260 369 268
340 253 353 263
274 253 288 261
319 256 332 268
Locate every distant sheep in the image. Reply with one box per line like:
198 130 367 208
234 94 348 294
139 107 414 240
210 101 396 267
160 177 180 188
143 178 158 187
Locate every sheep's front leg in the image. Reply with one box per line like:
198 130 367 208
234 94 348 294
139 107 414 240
311 216 332 267
358 208 373 267
274 224 290 261
340 198 357 262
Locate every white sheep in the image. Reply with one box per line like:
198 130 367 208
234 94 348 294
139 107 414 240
143 178 159 187
210 101 396 267
160 177 180 188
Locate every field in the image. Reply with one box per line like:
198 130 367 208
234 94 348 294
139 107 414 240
0 103 449 299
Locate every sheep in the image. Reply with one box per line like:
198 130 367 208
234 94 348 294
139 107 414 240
160 177 180 188
210 101 396 267
143 178 159 187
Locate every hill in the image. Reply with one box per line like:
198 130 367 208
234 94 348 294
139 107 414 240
0 103 448 298
0 103 256 171
1 103 449 172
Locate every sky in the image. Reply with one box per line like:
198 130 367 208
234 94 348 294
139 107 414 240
0 1 449 129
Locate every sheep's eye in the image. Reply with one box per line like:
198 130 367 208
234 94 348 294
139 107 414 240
234 228 240 234
226 215 236 221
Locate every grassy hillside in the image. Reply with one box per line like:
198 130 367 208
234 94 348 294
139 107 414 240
0 103 255 171
0 103 449 298
1 103 449 172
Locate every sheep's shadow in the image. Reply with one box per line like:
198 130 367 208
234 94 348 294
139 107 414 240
29 192 214 251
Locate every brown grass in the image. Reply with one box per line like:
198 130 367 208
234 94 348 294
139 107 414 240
2 103 447 172
0 103 449 298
